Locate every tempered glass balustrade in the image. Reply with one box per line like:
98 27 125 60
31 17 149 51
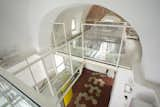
57 23 124 66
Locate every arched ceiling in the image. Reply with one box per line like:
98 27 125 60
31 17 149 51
34 0 160 84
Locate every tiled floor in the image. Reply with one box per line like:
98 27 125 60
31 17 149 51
67 68 114 107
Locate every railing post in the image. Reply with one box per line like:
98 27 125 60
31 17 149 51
25 58 40 93
41 58 55 96
63 23 74 75
81 24 85 59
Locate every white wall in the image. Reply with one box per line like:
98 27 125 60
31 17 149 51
36 3 90 50
0 0 35 58
0 0 160 85
35 0 160 85
54 5 89 39
106 0 160 84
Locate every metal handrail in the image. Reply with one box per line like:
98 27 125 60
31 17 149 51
3 22 132 106
82 23 132 28
13 50 53 75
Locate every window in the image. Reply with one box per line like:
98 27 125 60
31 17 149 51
71 19 76 31
71 18 80 35
54 55 65 73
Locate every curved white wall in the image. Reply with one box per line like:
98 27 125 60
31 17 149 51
0 0 160 84
0 0 34 58
36 0 160 84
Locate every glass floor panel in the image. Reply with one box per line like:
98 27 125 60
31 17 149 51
58 37 120 65
0 75 39 107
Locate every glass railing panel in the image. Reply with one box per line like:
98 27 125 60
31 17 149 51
69 36 83 58
51 53 72 91
15 68 35 87
118 27 140 69
53 23 66 47
83 24 124 65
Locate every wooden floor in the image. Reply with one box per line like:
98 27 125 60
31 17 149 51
67 68 114 107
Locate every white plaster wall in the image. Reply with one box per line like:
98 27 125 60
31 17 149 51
50 5 89 47
0 0 160 85
0 0 35 58
54 5 89 39
34 0 160 85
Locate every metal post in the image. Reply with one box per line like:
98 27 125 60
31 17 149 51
25 58 40 93
68 42 74 75
81 24 85 59
41 58 55 96
51 27 58 74
63 23 74 75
